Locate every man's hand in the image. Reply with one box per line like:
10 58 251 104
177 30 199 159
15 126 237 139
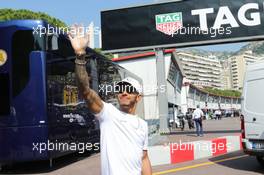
68 24 89 55
142 150 152 175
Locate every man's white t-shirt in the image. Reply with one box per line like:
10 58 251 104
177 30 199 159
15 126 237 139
192 108 204 119
95 102 148 175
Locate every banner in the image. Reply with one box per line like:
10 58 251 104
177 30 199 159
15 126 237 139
101 0 264 52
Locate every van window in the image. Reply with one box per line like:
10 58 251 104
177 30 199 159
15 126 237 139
0 73 10 115
12 30 33 97
46 60 77 105
11 30 45 97
245 78 264 113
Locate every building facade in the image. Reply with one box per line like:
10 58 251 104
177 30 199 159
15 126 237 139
229 51 261 91
176 51 222 89
220 59 232 90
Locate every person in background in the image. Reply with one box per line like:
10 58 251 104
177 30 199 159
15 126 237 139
192 105 204 137
186 109 194 129
215 109 221 120
177 109 185 131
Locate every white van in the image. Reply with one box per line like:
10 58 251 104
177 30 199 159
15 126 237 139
241 60 264 165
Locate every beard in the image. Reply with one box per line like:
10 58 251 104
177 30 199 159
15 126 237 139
118 96 137 113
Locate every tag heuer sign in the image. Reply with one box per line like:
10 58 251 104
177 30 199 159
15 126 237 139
0 49 7 66
155 12 183 35
101 0 264 52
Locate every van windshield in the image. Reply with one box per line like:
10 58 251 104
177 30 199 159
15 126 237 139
245 78 264 114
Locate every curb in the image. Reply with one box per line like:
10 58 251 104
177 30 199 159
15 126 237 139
148 135 242 166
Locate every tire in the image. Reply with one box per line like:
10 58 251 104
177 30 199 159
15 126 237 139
256 156 264 166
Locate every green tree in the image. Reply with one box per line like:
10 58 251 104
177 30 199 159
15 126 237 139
0 9 113 58
0 8 66 27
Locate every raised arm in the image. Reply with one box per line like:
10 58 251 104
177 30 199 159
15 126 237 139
68 24 103 114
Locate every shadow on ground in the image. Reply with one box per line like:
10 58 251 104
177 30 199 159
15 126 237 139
0 151 98 174
209 151 264 174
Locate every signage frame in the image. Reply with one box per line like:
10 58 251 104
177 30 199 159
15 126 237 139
101 0 264 53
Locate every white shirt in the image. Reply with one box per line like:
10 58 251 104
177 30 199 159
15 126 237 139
214 110 221 115
192 108 204 119
95 102 148 175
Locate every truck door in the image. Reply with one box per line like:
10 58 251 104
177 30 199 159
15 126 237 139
243 63 264 140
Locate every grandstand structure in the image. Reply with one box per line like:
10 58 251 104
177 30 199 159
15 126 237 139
181 82 241 114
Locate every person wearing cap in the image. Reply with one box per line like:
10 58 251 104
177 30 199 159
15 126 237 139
192 105 204 137
68 25 152 175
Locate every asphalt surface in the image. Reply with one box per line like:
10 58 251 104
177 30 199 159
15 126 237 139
0 117 251 175
153 151 264 175
157 117 241 144
2 151 263 175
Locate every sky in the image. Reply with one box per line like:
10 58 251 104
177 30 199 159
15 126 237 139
0 0 248 51
0 0 151 27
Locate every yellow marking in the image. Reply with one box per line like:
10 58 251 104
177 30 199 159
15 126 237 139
153 155 248 175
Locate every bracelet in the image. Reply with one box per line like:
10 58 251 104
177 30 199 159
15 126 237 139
75 59 87 65
76 53 86 60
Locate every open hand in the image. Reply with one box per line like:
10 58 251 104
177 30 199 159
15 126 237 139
68 24 90 55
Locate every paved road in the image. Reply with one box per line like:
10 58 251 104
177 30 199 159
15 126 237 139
153 151 264 175
157 117 241 144
2 151 263 175
0 117 244 175
1 153 101 175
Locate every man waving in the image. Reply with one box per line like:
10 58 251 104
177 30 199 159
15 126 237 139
68 25 152 175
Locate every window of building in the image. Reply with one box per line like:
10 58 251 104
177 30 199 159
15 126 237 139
176 73 183 92
189 87 194 99
168 61 177 86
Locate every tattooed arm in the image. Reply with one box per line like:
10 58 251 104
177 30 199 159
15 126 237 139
75 57 103 113
69 24 103 114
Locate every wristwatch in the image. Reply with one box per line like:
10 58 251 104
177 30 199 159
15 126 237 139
75 53 87 65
